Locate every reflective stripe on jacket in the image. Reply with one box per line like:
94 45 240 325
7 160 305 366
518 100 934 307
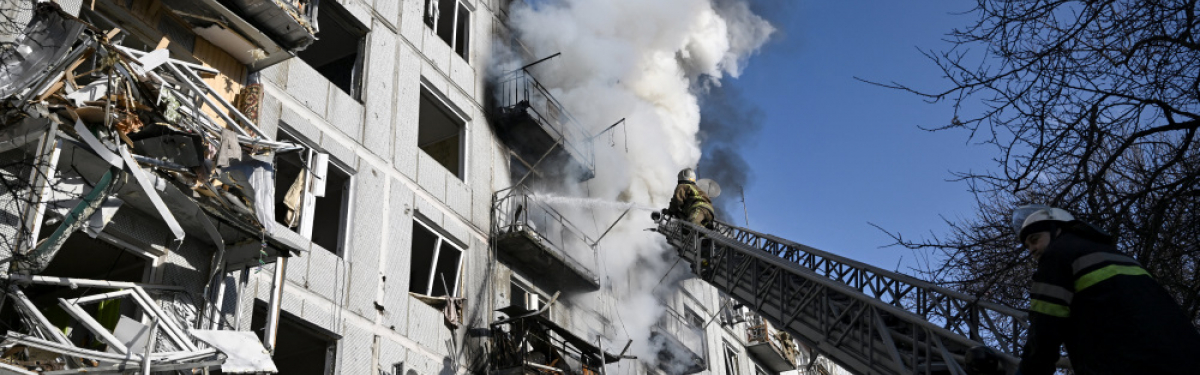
669 180 713 217
1019 228 1200 375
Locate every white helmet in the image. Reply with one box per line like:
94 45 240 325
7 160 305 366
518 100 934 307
1012 204 1075 243
678 168 696 181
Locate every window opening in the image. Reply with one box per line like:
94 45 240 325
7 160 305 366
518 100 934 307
424 0 470 61
273 130 352 255
296 0 367 100
684 306 705 328
409 219 463 297
418 86 466 179
252 302 338 375
724 343 740 375
509 280 551 318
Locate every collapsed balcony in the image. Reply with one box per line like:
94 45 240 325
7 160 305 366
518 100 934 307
0 6 297 372
744 318 800 373
492 187 600 293
489 300 629 375
648 307 707 375
494 68 595 182
96 0 318 70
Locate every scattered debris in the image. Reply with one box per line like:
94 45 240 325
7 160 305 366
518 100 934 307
0 4 301 373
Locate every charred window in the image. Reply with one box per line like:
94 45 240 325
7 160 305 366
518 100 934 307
297 1 367 100
273 129 352 255
509 279 551 318
418 85 466 180
409 218 463 297
423 0 471 61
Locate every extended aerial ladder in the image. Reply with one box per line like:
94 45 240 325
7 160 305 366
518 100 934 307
651 214 1029 375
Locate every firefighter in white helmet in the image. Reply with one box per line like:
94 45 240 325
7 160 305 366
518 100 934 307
1010 204 1200 375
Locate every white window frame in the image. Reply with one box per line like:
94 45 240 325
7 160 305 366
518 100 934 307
417 80 470 183
424 0 471 61
277 129 354 256
411 217 464 297
510 277 551 319
724 342 741 375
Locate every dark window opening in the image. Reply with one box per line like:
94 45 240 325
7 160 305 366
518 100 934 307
252 302 338 375
296 1 367 100
425 0 470 61
418 87 465 179
409 220 463 297
509 280 550 318
273 130 352 255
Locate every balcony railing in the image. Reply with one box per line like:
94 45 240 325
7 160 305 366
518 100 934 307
492 186 600 291
650 307 707 375
744 319 800 373
495 69 596 179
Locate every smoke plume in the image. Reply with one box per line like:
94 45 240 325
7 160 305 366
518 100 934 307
697 83 763 224
498 0 773 370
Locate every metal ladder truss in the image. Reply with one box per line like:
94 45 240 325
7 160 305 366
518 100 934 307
655 217 1027 375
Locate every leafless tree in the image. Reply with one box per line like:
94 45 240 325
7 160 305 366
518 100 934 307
870 0 1200 324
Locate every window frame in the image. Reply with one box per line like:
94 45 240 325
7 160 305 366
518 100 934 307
296 0 368 101
724 342 741 375
417 81 470 182
409 216 465 297
274 128 355 256
424 0 471 61
510 278 552 319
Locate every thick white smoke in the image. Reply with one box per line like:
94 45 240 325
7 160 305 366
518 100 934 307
498 0 773 370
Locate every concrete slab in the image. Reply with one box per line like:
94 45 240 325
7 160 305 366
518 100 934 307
417 151 447 202
363 26 399 158
284 60 330 115
326 87 365 142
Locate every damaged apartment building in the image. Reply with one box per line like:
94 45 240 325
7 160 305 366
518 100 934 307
0 0 833 374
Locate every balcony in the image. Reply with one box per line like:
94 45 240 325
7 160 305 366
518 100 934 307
494 69 595 182
493 187 600 292
649 308 707 375
154 0 319 69
745 320 800 373
489 305 624 375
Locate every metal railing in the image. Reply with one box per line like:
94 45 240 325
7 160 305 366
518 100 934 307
654 306 707 358
706 220 1030 355
654 216 1029 375
492 186 598 277
495 69 595 174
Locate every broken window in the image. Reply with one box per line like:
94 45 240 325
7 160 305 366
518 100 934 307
273 129 352 255
509 280 551 318
409 218 463 297
424 0 471 61
296 0 367 100
418 85 466 179
724 343 741 375
252 302 338 375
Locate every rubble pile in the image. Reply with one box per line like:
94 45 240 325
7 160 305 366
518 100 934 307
0 4 292 373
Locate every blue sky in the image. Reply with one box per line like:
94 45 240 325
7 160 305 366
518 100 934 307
718 1 997 272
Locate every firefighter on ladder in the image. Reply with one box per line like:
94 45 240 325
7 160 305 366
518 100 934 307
668 168 715 228
1009 205 1200 375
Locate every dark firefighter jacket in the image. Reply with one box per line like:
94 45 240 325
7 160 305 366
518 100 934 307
668 180 713 218
1019 223 1200 375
